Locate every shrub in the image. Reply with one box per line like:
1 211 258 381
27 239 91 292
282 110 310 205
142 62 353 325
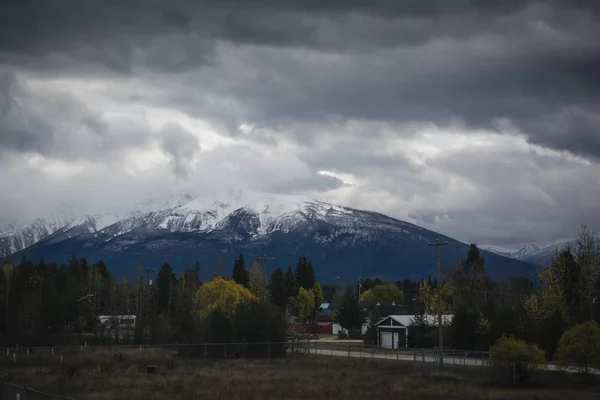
490 336 546 385
555 321 600 375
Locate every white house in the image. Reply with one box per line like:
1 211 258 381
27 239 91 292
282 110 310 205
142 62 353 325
375 314 453 349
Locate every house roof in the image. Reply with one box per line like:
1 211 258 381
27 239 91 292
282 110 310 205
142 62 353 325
375 314 454 327
360 300 398 307
315 312 335 323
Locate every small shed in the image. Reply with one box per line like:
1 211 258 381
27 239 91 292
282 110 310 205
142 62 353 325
375 314 454 349
375 315 408 349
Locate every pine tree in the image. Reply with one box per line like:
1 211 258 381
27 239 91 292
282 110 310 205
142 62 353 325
231 254 249 288
295 256 315 290
285 266 297 299
306 260 316 290
335 287 365 331
156 263 176 315
268 268 288 309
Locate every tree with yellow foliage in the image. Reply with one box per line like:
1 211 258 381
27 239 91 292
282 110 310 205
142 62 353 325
416 280 453 314
249 261 268 299
361 281 404 304
194 277 256 317
289 287 315 322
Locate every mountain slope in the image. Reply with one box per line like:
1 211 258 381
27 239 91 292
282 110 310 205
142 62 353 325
0 212 77 258
483 244 541 261
6 193 537 282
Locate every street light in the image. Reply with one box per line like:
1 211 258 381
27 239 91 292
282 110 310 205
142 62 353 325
77 294 94 303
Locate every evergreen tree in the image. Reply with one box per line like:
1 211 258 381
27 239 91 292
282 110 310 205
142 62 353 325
365 306 382 345
335 287 365 331
182 262 201 294
285 266 297 299
231 254 249 288
268 268 288 309
306 260 316 290
295 256 316 290
156 263 176 315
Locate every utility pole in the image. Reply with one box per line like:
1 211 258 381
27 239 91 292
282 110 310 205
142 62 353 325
428 240 449 369
257 256 274 277
142 268 155 342
143 268 155 286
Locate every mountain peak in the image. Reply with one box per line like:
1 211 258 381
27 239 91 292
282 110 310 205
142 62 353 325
3 191 538 283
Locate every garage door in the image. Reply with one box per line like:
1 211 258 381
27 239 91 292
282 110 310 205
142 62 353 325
380 332 393 348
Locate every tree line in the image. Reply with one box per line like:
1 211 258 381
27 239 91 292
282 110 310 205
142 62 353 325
0 253 333 347
1 223 599 367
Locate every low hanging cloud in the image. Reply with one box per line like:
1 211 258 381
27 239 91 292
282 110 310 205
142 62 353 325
160 123 201 179
0 0 599 248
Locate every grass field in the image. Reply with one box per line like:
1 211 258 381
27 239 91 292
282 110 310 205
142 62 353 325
1 348 600 399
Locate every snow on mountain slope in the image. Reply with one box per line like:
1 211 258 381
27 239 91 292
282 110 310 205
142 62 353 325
518 236 600 266
94 191 431 246
9 190 539 282
512 244 541 260
483 244 542 261
0 193 193 259
0 211 78 258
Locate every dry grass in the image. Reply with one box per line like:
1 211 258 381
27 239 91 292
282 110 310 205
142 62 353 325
1 348 600 399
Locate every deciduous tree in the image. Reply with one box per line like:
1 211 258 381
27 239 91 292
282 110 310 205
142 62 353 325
194 277 256 317
361 281 404 304
556 321 600 375
249 261 268 299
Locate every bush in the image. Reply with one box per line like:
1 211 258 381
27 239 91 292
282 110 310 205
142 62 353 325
555 321 600 375
490 336 546 385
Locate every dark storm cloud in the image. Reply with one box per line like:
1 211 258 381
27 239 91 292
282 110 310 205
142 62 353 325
1 0 600 184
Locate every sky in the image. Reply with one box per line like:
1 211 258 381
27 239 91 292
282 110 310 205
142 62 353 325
1 0 599 250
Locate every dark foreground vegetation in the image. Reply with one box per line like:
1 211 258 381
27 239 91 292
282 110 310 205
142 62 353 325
1 348 600 400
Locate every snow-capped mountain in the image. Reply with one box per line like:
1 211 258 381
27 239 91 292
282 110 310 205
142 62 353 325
512 244 542 260
485 235 600 267
0 211 78 258
4 191 537 282
483 244 541 260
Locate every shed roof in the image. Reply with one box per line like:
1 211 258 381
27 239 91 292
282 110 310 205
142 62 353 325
375 314 453 327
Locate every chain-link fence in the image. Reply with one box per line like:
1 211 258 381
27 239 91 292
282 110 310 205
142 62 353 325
1 341 597 393
1 381 75 400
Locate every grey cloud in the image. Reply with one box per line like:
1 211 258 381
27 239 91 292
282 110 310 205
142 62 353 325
160 123 201 179
3 1 600 157
407 145 600 246
1 0 600 247
0 70 153 162
263 174 346 195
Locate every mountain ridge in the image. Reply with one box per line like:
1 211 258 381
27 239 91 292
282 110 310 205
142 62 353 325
2 192 538 282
